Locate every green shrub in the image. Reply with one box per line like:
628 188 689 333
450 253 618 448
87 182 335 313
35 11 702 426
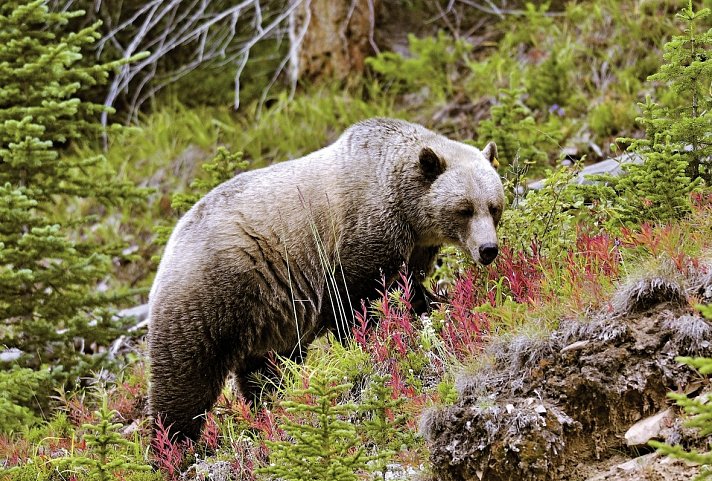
0 367 49 433
500 164 584 257
171 148 248 215
477 87 561 171
366 31 471 100
588 100 638 138
237 86 398 167
55 389 151 481
524 43 576 112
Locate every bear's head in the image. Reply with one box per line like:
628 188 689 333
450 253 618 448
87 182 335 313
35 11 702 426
417 140 505 266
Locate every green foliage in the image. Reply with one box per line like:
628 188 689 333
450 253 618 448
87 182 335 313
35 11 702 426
121 472 166 481
0 1 146 376
56 390 150 481
171 147 248 214
588 100 637 138
238 86 398 167
464 0 693 162
647 0 712 180
649 306 712 479
583 0 711 227
259 369 371 481
4 462 53 481
366 31 472 100
607 138 701 225
359 374 410 480
650 358 712 478
436 378 458 405
524 43 575 112
154 147 246 247
3 2 712 479
500 165 584 257
0 367 49 433
477 87 561 171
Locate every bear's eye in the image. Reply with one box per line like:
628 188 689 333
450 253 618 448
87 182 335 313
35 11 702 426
489 205 500 217
456 205 475 217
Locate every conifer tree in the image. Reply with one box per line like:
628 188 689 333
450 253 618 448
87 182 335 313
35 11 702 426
586 1 709 226
359 374 410 481
611 99 702 223
170 147 247 214
155 147 246 246
259 370 370 481
647 0 711 181
478 86 560 171
0 366 49 433
478 87 542 169
0 1 145 372
57 390 151 480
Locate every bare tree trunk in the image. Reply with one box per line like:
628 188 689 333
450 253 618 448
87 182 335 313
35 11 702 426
289 0 379 83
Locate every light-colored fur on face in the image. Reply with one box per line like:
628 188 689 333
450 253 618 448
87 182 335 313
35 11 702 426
147 117 504 442
420 139 505 264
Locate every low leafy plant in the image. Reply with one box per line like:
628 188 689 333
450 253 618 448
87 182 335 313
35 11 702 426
588 99 637 138
499 164 584 258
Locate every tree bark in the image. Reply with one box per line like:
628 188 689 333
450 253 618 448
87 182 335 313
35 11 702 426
289 0 379 83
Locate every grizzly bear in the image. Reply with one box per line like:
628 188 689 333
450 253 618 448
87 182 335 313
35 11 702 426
148 118 504 441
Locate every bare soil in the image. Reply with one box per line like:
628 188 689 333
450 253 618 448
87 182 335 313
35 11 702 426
421 268 712 481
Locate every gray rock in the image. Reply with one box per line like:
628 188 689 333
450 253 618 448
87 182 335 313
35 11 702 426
0 348 22 363
117 303 149 322
527 153 643 190
624 408 674 446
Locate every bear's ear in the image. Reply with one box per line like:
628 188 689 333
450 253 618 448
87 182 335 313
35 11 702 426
419 147 445 181
482 142 499 169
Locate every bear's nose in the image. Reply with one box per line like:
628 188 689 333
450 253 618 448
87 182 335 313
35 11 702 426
479 243 498 265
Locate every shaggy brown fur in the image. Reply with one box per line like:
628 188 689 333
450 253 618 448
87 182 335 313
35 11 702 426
148 118 504 441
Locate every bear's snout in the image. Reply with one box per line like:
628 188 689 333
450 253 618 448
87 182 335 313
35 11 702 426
479 243 498 265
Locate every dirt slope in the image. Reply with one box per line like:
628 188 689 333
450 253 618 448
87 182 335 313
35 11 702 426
421 263 712 480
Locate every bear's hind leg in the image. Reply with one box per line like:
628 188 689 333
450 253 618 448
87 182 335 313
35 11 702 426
234 345 308 406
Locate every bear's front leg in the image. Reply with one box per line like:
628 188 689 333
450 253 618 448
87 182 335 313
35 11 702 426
408 245 445 315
